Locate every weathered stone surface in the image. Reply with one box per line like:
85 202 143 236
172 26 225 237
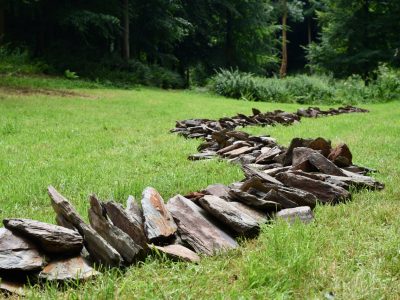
55 214 76 231
229 202 269 223
276 172 351 204
103 201 148 252
224 146 254 158
201 184 230 200
126 195 144 229
292 147 318 167
263 189 299 209
48 186 122 267
242 165 283 185
255 146 283 164
199 196 260 237
38 256 100 281
3 218 83 255
0 228 45 273
0 280 25 296
166 195 238 255
152 244 200 263
276 206 314 224
89 195 142 264
229 189 281 210
308 137 332 157
188 151 216 160
328 143 353 167
283 138 312 166
308 152 347 176
327 170 384 190
141 187 177 244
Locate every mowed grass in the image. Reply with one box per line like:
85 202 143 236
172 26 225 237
0 81 400 299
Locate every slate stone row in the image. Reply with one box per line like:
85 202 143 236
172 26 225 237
171 105 369 139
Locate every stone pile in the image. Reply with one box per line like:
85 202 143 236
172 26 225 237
171 105 369 139
0 105 381 296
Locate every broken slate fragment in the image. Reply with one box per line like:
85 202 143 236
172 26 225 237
38 256 100 282
3 218 83 256
0 228 45 274
166 195 237 255
141 187 177 244
201 184 230 200
152 244 200 263
276 206 314 224
199 195 260 237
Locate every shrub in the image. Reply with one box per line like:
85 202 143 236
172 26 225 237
210 68 400 104
0 46 48 75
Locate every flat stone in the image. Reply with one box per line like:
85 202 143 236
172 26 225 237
199 195 260 237
39 256 100 281
201 184 230 200
292 147 319 167
276 172 351 204
308 152 347 176
188 152 216 160
229 189 281 210
153 244 200 263
276 206 314 224
89 195 143 264
0 280 25 296
166 195 238 255
224 146 253 158
229 202 269 223
255 146 282 163
141 187 177 244
48 186 122 267
3 218 83 255
282 138 313 166
0 228 45 274
126 195 144 229
242 165 283 185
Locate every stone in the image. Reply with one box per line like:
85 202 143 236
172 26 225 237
224 146 254 158
292 147 319 167
276 172 351 204
0 280 25 296
152 244 200 263
282 138 312 166
255 146 282 164
3 218 83 256
48 186 122 267
308 137 332 157
199 195 260 237
229 189 281 210
0 228 45 274
308 152 347 176
201 184 230 200
55 215 76 231
166 195 238 255
188 151 216 160
276 206 314 224
328 143 353 167
126 195 144 229
229 202 269 223
242 165 283 185
141 187 177 244
38 256 100 281
103 201 148 252
89 195 143 264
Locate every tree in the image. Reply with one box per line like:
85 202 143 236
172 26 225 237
122 0 130 61
307 0 400 80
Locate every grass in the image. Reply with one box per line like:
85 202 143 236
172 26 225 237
0 77 399 299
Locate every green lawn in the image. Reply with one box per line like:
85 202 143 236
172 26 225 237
1 82 400 299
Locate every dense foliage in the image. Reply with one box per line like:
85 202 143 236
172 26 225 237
0 0 399 89
210 67 400 104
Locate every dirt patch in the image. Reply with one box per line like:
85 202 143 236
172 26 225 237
0 86 95 99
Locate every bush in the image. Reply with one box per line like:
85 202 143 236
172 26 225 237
210 68 400 104
0 46 49 75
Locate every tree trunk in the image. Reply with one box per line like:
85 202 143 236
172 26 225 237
307 17 312 45
122 0 130 62
279 0 288 78
225 8 234 68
